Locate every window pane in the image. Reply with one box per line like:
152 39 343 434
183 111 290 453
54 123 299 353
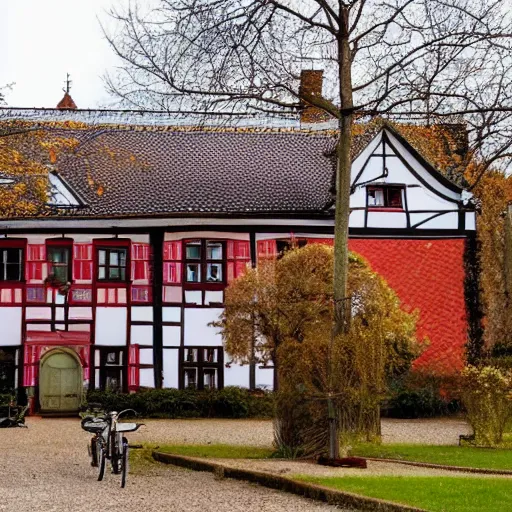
119 250 127 267
186 263 200 282
368 189 385 206
5 249 21 264
184 368 197 389
207 242 223 260
204 369 216 390
120 268 126 281
206 263 222 282
109 267 120 280
184 348 198 363
388 188 403 208
186 241 201 260
204 348 217 363
98 267 106 280
0 348 16 393
52 265 68 282
98 250 106 265
48 248 68 264
5 263 20 281
110 251 119 266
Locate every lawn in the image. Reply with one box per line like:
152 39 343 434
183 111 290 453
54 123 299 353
350 444 512 471
294 476 512 512
154 443 274 459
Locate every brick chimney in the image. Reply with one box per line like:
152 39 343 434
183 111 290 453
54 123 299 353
299 70 331 124
56 92 77 110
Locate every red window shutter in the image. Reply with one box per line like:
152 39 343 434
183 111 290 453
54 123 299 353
235 241 250 260
163 262 182 284
131 243 150 282
227 240 235 260
73 244 93 281
163 241 182 261
128 344 140 391
257 240 277 260
227 262 236 283
26 244 46 281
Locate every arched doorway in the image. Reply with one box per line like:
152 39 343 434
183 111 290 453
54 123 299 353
39 349 82 413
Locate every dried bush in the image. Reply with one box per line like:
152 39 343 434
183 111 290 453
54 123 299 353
215 244 422 456
460 365 512 447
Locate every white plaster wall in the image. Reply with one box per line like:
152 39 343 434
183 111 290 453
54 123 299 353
0 308 22 346
69 307 92 320
163 349 179 389
139 348 153 365
224 363 250 388
163 307 181 323
163 326 181 347
95 308 127 346
139 368 155 388
367 212 407 229
130 325 153 346
205 291 223 305
418 212 459 230
466 212 476 231
25 307 51 320
184 308 223 346
255 366 274 390
131 307 153 322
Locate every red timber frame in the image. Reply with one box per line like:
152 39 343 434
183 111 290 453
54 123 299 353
162 237 252 390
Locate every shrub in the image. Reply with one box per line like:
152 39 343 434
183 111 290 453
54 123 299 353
85 387 274 419
460 365 512 447
385 373 461 419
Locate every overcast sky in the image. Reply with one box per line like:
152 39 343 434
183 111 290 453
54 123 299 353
0 0 118 108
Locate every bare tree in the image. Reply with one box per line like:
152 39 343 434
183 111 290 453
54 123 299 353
104 0 511 330
104 0 512 456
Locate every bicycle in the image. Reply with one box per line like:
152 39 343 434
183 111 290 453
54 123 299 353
81 409 143 488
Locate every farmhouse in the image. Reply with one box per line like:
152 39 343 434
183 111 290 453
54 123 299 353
0 80 478 414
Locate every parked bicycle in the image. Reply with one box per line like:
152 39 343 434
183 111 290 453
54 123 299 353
81 408 143 488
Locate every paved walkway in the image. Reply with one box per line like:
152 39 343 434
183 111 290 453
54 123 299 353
0 418 340 512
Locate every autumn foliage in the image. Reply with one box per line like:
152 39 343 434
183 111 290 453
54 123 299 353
215 244 421 455
0 122 80 217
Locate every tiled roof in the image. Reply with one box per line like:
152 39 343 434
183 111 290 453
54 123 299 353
58 128 339 216
0 115 466 219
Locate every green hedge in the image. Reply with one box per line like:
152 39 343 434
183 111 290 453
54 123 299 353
85 387 274 419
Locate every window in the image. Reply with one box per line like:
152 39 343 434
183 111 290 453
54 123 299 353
94 348 126 392
181 347 223 390
184 240 224 284
367 186 403 209
47 246 71 282
0 348 18 393
0 248 22 281
97 248 128 281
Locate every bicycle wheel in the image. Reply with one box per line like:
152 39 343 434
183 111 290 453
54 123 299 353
97 441 106 481
121 439 129 488
90 437 98 467
111 432 122 475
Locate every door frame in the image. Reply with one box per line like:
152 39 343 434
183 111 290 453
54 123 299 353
39 348 83 412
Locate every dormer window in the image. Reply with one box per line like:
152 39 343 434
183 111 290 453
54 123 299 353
367 186 403 209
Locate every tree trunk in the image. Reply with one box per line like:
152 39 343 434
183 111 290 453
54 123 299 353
333 11 354 338
328 9 354 460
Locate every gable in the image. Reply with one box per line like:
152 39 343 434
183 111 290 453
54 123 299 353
349 128 474 231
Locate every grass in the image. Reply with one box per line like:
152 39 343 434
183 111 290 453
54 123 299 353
294 475 512 512
350 443 512 471
151 443 274 459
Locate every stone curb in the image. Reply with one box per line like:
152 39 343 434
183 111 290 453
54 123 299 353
366 457 512 476
152 451 427 512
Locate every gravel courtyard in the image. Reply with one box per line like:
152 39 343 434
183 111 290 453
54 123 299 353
0 418 340 512
0 417 471 512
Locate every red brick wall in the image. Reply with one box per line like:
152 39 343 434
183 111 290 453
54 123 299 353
308 238 468 374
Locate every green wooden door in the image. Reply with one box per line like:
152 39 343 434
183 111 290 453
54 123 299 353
40 352 81 412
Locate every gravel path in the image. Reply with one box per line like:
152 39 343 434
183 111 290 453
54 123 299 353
0 418 341 512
